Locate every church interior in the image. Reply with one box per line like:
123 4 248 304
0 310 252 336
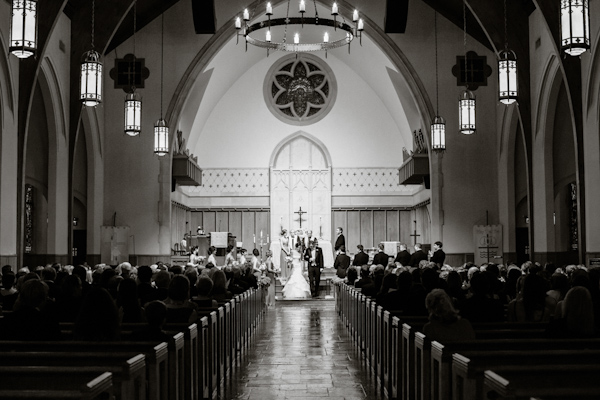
2 0 600 398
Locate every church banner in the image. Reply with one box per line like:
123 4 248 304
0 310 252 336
473 225 503 264
211 232 228 248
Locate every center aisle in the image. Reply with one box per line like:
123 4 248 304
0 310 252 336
217 300 386 400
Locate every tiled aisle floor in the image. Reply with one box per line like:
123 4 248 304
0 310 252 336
217 300 386 400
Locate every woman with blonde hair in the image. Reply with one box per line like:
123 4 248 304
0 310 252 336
423 288 475 342
547 286 596 338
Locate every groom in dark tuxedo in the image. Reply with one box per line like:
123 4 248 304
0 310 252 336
304 239 324 297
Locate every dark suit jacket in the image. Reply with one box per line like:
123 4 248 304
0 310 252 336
409 250 428 268
430 249 446 265
334 253 351 278
373 251 390 267
304 247 324 269
334 234 345 251
353 251 370 266
394 250 411 266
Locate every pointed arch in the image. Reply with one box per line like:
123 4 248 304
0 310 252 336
269 130 332 169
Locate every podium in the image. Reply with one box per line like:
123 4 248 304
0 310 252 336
190 233 236 266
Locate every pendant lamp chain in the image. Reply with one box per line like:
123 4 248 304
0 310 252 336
91 0 95 50
435 12 439 115
503 0 508 50
463 0 467 87
160 12 164 118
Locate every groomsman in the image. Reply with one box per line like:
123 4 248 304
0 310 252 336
334 227 345 254
334 246 351 278
429 241 446 267
410 243 428 268
394 243 411 266
352 244 370 266
373 243 390 266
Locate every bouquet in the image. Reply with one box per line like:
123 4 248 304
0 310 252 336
259 276 271 288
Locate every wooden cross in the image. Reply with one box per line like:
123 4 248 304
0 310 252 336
294 207 307 228
410 220 420 245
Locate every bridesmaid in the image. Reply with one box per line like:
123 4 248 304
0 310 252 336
207 246 217 267
264 250 277 307
279 229 291 282
225 244 236 267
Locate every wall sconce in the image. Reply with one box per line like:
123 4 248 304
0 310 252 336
73 217 79 226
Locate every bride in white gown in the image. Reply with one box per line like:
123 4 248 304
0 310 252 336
281 245 311 299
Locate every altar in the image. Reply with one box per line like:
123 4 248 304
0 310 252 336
270 240 334 269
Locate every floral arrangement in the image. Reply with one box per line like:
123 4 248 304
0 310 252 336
259 276 271 288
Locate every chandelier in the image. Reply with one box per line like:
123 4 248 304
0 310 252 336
124 0 142 136
154 12 169 156
235 1 363 55
498 0 517 105
9 0 38 58
458 0 475 135
431 11 445 153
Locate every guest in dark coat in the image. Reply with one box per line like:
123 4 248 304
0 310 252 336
459 272 504 323
355 265 373 289
394 243 411 266
372 243 390 267
352 244 370 266
74 287 120 341
429 241 446 266
137 265 158 306
131 300 175 343
334 246 351 278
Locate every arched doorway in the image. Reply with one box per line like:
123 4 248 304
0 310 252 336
270 132 332 239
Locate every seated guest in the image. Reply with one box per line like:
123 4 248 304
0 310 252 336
165 275 198 324
334 246 351 278
193 276 219 308
362 266 385 297
131 300 176 343
372 243 389 267
355 265 373 289
508 273 555 322
423 288 475 342
459 272 504 322
352 244 369 266
153 270 171 301
376 272 398 305
547 286 596 338
0 279 60 340
0 271 18 311
117 262 133 279
346 267 358 286
547 272 569 303
504 265 522 301
73 265 92 298
445 271 466 306
185 267 199 298
211 269 233 301
228 266 248 294
404 277 429 316
394 243 411 266
55 275 83 322
117 278 145 323
378 271 413 311
137 265 158 306
242 263 259 289
41 266 59 300
74 287 120 341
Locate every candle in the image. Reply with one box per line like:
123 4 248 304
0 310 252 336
235 17 241 29
353 9 359 22
267 235 270 243
253 234 256 244
266 2 272 15
323 32 329 43
261 230 263 238
294 33 300 44
266 30 271 42
243 8 249 21
332 2 338 15
299 0 305 12
358 18 364 31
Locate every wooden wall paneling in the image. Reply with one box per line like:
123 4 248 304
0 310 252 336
347 211 360 255
192 212 203 234
241 212 255 250
332 210 347 244
203 211 216 234
216 211 229 232
399 211 412 245
373 210 387 245
229 212 243 243
386 210 400 241
255 211 270 249
360 211 374 249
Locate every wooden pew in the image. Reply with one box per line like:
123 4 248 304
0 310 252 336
0 353 145 400
0 341 169 400
0 368 113 400
452 349 600 400
429 338 600 400
483 364 600 400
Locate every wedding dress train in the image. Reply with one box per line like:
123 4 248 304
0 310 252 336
281 249 311 299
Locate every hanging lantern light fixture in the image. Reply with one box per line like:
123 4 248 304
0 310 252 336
124 0 142 136
9 0 38 58
498 0 517 105
560 0 590 56
459 0 475 134
431 11 445 153
154 12 169 156
80 0 102 107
